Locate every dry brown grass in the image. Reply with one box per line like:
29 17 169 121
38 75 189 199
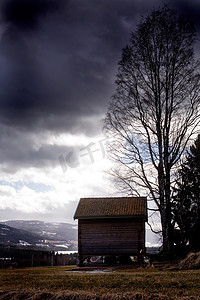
179 252 200 270
0 266 200 299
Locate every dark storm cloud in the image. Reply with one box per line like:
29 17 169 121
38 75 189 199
0 125 81 173
0 0 156 136
171 0 200 29
1 0 63 30
0 0 199 171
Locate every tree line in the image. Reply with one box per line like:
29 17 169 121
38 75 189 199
0 245 78 268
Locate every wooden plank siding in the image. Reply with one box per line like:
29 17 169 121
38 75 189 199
78 218 145 256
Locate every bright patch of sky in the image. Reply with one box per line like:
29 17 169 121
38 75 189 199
0 180 53 193
0 133 116 222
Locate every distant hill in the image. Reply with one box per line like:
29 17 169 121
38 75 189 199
0 220 78 252
0 223 45 245
2 220 78 241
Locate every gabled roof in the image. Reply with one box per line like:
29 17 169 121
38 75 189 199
74 197 147 220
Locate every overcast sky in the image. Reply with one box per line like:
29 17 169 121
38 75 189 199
0 0 199 232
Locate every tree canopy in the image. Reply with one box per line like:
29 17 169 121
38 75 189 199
104 6 200 256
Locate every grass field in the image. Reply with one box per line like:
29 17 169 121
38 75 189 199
0 266 200 299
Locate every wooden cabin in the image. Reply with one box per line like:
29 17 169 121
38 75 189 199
74 197 147 262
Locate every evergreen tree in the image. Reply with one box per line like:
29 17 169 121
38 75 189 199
172 135 200 253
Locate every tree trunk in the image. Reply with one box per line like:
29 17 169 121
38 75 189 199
161 214 173 258
158 164 173 258
160 190 174 259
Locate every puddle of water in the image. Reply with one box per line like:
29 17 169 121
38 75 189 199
85 268 113 273
65 268 113 274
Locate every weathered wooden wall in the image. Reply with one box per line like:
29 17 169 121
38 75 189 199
78 218 145 256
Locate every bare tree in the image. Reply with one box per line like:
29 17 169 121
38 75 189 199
104 6 200 257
